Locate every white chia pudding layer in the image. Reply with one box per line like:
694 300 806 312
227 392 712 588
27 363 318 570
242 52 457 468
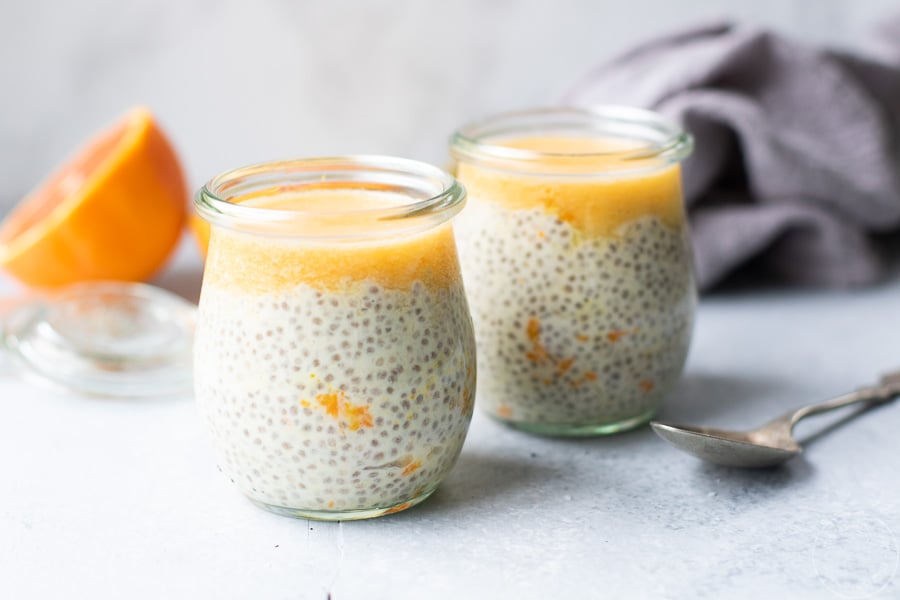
194 280 476 513
456 200 695 428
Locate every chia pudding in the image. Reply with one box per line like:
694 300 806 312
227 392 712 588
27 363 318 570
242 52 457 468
194 159 475 520
451 108 696 435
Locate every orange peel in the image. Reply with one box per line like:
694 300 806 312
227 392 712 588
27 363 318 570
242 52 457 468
0 107 188 287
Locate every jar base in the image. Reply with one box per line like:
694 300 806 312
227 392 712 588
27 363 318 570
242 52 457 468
248 485 439 521
491 407 656 437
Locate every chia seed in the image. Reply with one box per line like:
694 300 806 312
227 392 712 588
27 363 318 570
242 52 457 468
194 279 476 513
456 200 695 430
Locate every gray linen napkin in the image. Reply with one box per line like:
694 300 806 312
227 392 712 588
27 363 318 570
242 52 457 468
564 19 900 290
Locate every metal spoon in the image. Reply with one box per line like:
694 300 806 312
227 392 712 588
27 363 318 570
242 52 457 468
651 369 900 468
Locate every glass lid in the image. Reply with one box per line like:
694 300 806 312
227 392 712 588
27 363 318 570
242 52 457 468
1 281 196 397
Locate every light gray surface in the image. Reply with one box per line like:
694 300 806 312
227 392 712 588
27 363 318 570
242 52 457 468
1 239 898 599
2 0 898 212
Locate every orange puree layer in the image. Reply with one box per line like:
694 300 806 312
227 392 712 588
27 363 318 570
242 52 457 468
203 190 461 294
456 135 685 237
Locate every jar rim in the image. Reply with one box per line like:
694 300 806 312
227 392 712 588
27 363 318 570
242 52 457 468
195 155 466 238
449 105 693 174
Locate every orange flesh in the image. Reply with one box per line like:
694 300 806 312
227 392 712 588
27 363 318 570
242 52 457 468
0 108 187 288
456 135 685 237
401 460 422 476
189 213 211 257
314 390 374 431
0 126 123 244
204 190 461 293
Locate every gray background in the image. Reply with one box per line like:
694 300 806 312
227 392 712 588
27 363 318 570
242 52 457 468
1 0 897 211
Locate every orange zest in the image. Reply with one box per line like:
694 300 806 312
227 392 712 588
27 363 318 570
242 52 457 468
496 404 514 418
639 379 655 393
383 502 412 516
0 107 187 288
460 386 473 415
313 390 373 431
401 459 422 476
526 318 581 381
556 357 575 374
525 317 551 363
607 328 639 343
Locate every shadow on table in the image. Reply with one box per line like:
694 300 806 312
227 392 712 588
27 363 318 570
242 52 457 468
793 399 895 447
657 371 793 425
409 450 564 518
688 456 816 502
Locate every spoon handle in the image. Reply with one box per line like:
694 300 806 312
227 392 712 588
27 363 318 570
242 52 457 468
788 372 900 427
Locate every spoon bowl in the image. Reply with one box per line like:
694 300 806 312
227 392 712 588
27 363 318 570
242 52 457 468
651 369 900 468
650 422 800 468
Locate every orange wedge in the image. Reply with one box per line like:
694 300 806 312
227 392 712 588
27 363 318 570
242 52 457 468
0 107 188 288
189 213 210 258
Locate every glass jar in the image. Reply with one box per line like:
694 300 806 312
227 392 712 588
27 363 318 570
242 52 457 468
193 156 476 520
450 107 695 436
